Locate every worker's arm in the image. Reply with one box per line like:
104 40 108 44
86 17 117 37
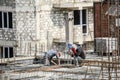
58 59 60 65
51 59 60 65
55 53 60 65
51 60 57 65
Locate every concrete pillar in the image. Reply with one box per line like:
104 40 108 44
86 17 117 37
65 11 74 45
68 11 74 44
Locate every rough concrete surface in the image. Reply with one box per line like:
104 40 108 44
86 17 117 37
0 54 120 80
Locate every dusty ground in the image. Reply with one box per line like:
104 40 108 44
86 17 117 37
0 53 119 80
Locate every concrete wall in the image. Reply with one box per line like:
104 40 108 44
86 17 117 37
0 0 94 57
0 0 15 42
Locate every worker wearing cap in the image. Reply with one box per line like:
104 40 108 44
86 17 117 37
68 43 77 56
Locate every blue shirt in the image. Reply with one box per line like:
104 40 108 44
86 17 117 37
47 49 59 59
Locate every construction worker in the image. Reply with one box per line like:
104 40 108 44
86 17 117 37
68 44 78 66
68 43 77 56
68 44 85 67
75 44 86 66
44 49 62 66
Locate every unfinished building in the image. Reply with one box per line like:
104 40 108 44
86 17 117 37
0 0 120 80
0 0 96 58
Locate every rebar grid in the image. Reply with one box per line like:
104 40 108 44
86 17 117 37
0 0 120 80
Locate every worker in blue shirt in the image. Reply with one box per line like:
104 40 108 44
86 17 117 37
44 49 62 66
